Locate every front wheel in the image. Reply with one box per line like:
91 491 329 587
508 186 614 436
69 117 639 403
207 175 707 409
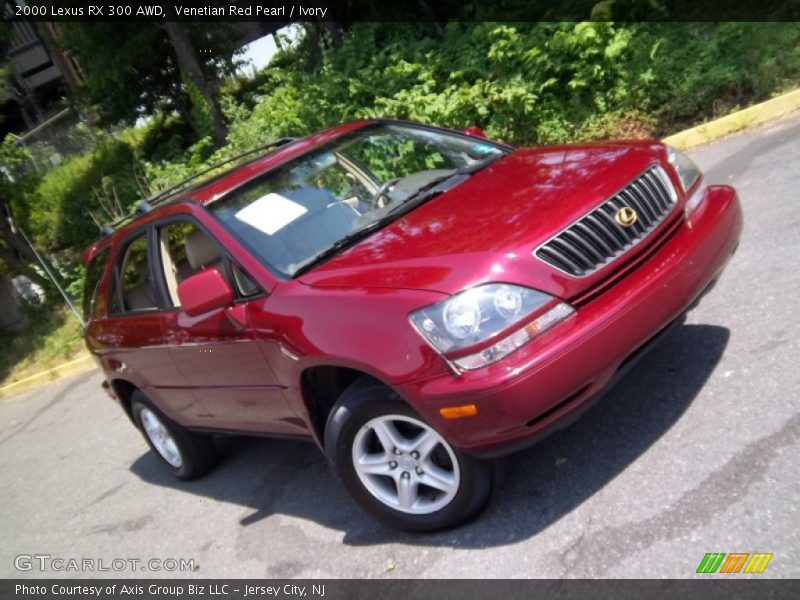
325 378 494 531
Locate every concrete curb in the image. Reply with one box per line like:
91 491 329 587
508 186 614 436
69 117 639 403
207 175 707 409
0 353 97 399
663 88 800 150
2 88 799 400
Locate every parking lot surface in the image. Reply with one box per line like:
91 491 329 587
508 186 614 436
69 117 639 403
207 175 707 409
2 114 799 578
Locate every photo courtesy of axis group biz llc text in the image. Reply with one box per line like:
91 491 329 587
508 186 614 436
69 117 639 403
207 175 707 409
14 584 327 597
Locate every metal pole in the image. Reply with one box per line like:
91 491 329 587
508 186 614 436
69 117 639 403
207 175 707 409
16 227 85 328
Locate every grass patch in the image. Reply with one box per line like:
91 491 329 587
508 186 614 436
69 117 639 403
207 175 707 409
0 304 86 387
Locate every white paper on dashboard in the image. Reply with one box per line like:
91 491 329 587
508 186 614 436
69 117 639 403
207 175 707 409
234 193 307 235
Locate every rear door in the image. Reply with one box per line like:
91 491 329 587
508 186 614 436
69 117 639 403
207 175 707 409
153 217 301 434
90 230 201 423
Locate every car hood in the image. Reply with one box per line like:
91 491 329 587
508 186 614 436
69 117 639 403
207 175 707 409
298 141 670 299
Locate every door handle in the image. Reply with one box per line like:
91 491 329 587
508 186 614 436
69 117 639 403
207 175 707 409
165 331 189 345
96 333 123 348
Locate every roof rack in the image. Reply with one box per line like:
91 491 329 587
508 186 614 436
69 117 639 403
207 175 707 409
99 136 297 235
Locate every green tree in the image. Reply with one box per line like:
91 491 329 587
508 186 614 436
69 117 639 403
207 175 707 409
163 22 228 146
52 21 240 144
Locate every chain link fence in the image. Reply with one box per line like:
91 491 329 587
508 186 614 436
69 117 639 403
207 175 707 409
9 108 96 175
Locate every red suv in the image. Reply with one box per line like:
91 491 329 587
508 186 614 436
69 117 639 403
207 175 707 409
83 120 742 530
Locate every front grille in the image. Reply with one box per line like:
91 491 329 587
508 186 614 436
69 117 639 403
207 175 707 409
534 165 678 277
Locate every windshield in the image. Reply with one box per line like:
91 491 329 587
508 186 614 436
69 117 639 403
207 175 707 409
207 123 509 277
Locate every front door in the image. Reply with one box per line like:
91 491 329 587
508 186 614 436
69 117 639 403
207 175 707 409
154 218 301 434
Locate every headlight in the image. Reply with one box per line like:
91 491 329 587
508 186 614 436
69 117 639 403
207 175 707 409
665 145 701 193
409 283 575 370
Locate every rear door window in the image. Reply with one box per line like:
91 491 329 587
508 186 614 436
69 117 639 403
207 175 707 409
113 234 158 313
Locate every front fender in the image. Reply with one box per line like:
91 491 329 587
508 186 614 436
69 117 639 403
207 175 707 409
247 282 451 389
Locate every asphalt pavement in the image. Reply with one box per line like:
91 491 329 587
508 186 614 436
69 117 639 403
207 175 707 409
1 113 798 579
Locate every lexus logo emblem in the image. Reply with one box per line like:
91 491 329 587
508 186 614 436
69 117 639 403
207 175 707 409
615 206 638 228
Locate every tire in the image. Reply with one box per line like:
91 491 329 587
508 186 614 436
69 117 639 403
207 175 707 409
324 377 494 531
130 391 216 480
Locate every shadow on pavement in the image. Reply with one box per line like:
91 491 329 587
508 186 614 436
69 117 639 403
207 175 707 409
130 323 729 548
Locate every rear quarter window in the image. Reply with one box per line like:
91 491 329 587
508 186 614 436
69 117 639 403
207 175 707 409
82 247 110 321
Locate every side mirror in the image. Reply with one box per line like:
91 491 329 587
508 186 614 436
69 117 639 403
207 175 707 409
461 125 487 138
177 268 234 317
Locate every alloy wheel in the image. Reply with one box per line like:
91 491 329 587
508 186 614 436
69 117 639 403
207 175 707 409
351 415 460 514
140 408 183 468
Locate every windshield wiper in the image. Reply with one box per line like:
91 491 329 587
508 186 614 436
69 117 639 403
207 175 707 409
292 154 506 278
383 153 506 217
291 219 389 278
458 152 505 175
412 154 504 198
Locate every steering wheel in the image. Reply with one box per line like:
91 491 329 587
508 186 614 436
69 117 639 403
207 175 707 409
370 177 401 209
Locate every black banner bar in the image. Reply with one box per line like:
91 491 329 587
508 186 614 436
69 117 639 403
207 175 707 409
2 580 800 600
5 0 800 23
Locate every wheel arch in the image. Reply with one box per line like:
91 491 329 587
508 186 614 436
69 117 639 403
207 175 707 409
109 378 139 423
299 365 399 446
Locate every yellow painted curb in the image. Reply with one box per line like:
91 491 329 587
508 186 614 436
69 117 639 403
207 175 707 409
0 353 97 399
663 88 800 150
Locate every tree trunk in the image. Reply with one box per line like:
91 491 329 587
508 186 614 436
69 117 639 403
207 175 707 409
163 22 228 147
305 23 322 70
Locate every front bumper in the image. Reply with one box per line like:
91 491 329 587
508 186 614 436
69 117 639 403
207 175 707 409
397 184 743 457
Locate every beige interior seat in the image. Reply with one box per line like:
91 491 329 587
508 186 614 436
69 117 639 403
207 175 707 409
124 261 156 311
185 230 222 273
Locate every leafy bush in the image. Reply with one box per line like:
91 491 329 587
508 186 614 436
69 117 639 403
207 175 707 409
217 21 800 151
627 23 800 132
26 138 140 252
130 113 195 164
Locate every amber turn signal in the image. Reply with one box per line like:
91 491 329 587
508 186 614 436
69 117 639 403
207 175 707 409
439 404 478 419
